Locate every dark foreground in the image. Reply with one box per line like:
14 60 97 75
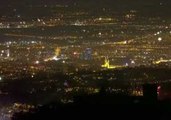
12 87 171 120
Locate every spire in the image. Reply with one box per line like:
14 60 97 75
101 57 116 69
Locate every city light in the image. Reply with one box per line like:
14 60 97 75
35 61 40 64
158 37 162 42
101 57 123 69
0 1 171 118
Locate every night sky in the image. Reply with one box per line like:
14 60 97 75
0 0 171 17
0 0 171 9
0 0 170 7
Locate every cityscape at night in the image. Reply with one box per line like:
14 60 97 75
1 0 171 119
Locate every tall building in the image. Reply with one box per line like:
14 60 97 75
55 48 61 57
84 48 92 60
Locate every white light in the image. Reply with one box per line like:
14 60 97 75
102 42 106 45
123 41 127 44
35 61 40 64
131 60 135 64
158 37 162 41
37 18 41 22
8 41 12 44
0 77 2 81
99 17 102 20
31 41 36 44
52 56 60 61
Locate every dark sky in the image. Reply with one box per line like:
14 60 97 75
0 0 170 6
0 0 170 10
0 0 171 18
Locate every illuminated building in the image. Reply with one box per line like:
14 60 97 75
101 57 124 69
44 48 61 62
72 20 85 26
0 49 10 58
55 47 61 57
101 57 116 69
83 48 92 60
44 56 61 62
